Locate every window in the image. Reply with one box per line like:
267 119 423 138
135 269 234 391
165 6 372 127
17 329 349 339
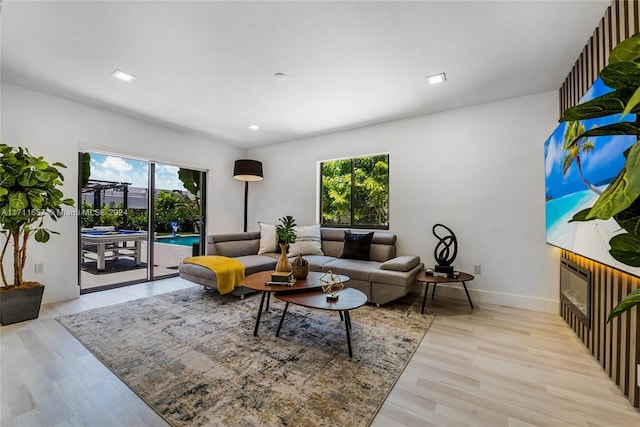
320 154 389 229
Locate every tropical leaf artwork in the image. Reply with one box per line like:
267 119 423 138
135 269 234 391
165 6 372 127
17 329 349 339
558 33 640 320
560 34 640 269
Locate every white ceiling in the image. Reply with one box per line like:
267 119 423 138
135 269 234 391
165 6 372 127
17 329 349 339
1 1 610 149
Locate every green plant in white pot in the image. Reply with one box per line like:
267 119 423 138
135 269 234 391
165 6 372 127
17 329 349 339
0 143 74 325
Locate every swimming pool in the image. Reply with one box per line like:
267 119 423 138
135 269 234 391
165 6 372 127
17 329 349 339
155 235 200 247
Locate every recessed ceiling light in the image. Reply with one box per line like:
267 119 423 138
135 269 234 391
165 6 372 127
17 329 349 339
249 125 260 130
111 70 136 82
273 73 288 81
427 73 446 85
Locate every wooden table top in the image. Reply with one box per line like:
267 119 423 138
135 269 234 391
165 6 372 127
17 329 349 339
242 270 350 293
275 287 367 312
415 270 474 283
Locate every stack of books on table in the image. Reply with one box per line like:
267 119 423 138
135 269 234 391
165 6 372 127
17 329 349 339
265 271 296 286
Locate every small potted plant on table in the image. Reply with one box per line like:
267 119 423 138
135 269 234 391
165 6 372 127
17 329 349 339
0 143 74 325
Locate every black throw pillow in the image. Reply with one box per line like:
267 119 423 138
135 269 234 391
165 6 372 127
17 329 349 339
340 231 374 260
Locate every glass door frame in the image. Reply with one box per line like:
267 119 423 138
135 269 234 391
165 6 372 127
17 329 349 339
78 150 207 293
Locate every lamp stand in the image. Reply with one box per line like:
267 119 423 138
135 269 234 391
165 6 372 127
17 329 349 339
243 181 249 232
233 159 263 233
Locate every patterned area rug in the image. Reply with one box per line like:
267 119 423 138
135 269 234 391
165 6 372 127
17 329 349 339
57 287 433 426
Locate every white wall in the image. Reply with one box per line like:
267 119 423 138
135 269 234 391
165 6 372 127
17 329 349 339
1 83 246 304
0 83 563 311
249 91 562 312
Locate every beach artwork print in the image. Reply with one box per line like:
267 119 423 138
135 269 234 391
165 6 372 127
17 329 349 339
545 76 640 277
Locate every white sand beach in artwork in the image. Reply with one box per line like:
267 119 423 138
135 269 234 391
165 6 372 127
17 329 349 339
548 215 640 276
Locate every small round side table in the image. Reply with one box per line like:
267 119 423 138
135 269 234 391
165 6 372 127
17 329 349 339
415 271 475 314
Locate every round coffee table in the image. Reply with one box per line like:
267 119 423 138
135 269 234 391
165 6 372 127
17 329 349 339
243 270 349 336
415 270 475 314
274 287 367 358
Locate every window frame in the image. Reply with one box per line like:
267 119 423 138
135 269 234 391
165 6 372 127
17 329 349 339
318 153 389 230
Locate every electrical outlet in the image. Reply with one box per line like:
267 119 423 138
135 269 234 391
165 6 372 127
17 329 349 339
34 263 44 274
473 264 481 275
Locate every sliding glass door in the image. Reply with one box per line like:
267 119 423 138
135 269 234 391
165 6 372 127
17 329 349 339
152 162 204 280
78 152 205 292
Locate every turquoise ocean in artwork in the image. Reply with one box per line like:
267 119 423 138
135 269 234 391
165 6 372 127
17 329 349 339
545 188 600 235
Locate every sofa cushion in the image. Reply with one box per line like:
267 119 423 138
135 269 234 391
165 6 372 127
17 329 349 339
179 261 217 281
320 228 346 241
319 228 344 257
302 255 338 271
258 222 278 254
288 224 323 256
371 231 396 245
233 255 277 275
369 231 397 262
322 258 381 282
380 255 420 272
341 231 374 260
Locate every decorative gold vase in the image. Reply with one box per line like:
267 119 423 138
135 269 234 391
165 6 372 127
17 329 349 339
275 244 292 272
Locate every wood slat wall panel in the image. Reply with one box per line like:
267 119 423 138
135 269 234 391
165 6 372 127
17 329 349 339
631 315 636 406
561 251 640 409
558 0 639 408
586 34 597 86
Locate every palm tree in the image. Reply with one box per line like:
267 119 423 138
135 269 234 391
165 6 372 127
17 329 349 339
562 120 602 195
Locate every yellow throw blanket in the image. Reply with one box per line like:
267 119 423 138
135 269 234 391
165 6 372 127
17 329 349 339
182 255 245 295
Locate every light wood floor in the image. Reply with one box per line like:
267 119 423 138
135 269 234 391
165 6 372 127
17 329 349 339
2 278 639 426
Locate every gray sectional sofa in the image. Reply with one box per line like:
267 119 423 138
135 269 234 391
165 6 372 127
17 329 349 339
178 228 424 306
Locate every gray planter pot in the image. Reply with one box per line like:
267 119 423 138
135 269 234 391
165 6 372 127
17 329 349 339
0 284 45 326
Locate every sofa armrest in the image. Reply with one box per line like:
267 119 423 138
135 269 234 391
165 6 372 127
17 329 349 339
379 255 420 272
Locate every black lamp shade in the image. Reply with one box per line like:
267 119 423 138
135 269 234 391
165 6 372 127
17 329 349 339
233 159 263 182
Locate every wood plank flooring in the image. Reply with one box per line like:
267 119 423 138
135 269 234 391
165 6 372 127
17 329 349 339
374 297 640 427
2 278 639 426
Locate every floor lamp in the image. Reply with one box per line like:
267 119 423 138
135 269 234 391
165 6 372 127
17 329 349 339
233 159 263 232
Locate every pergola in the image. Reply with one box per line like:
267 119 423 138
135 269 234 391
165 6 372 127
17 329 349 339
81 179 132 210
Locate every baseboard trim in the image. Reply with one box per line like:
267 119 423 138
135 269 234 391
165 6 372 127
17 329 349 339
429 286 560 314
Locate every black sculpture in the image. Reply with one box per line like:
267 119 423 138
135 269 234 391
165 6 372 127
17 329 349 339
433 224 457 275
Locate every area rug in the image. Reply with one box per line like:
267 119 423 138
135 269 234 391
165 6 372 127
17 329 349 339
57 287 433 426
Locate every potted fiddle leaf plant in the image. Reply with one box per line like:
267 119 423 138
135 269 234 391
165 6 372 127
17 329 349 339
0 143 74 325
275 215 296 272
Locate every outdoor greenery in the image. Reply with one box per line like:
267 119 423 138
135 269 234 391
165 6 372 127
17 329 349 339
0 143 74 288
80 191 198 234
80 152 91 187
320 154 389 228
560 33 640 320
79 153 201 233
178 168 201 209
154 190 199 233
